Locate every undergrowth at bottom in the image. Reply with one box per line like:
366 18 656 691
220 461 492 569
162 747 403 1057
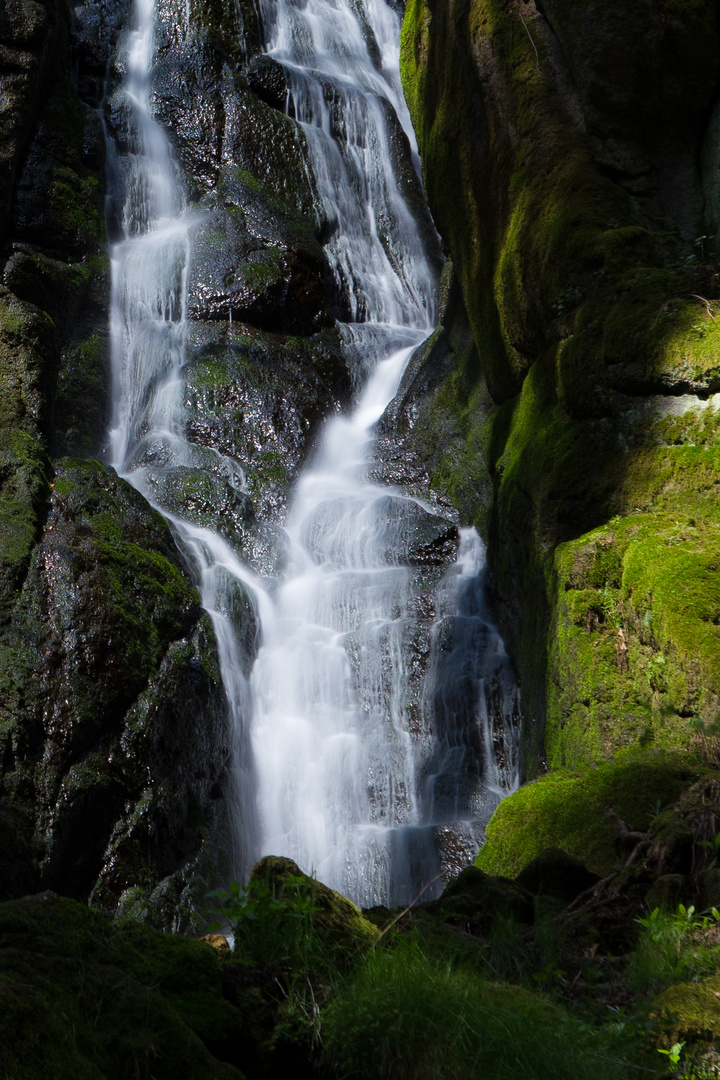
210 871 720 1080
321 934 630 1080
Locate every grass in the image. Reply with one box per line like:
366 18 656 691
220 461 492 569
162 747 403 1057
320 933 633 1080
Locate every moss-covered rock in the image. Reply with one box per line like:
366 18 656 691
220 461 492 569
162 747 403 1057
548 512 720 767
0 890 251 1079
515 847 600 906
0 459 231 923
249 856 381 954
475 752 702 878
653 977 720 1050
421 864 534 932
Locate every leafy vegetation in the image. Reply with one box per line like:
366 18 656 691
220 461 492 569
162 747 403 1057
626 905 720 996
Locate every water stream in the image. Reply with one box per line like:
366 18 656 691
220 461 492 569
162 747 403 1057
107 0 519 906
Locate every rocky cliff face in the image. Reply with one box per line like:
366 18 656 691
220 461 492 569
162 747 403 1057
400 0 720 771
0 0 239 927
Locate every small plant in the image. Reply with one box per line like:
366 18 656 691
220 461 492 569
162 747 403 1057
657 1039 720 1079
207 872 325 970
697 834 720 870
626 905 720 995
657 1041 685 1068
601 585 623 629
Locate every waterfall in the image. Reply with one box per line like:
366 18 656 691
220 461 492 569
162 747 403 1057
107 0 520 906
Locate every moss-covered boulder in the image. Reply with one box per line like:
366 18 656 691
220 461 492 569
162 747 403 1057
653 977 720 1051
549 509 720 767
515 847 600 906
249 856 381 955
420 864 533 932
475 752 702 878
400 0 720 769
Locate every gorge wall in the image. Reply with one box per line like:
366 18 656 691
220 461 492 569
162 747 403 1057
399 0 720 772
2 0 719 929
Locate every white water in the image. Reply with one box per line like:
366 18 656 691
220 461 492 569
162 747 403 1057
108 0 519 905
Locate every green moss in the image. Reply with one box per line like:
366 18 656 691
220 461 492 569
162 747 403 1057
400 0 720 770
547 514 720 766
475 751 702 878
652 977 720 1048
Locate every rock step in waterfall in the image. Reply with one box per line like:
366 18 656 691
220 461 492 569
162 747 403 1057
106 0 520 906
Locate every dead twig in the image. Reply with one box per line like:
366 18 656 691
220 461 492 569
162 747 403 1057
520 17 540 72
375 872 446 946
687 293 716 319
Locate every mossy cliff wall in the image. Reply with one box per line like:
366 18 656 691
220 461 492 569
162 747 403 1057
400 0 720 771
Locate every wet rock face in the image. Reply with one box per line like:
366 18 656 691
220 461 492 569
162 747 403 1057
539 0 718 237
183 324 350 530
0 459 230 923
187 189 340 334
400 0 720 769
99 0 355 544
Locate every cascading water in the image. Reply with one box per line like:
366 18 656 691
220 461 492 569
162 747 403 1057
107 0 519 906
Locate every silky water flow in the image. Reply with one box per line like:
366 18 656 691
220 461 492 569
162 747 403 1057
106 0 520 906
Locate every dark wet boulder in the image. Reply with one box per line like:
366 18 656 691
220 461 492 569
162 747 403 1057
516 847 600 906
247 55 288 112
188 191 339 334
182 323 351 528
422 865 534 932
